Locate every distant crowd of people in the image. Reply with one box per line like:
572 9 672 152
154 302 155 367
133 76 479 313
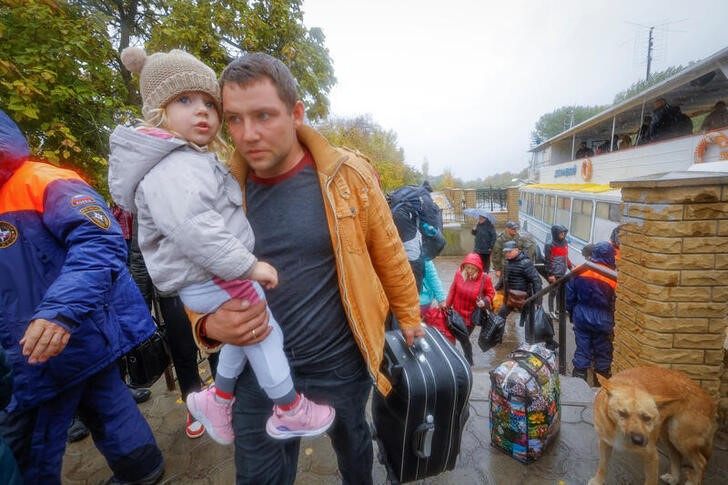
574 97 728 160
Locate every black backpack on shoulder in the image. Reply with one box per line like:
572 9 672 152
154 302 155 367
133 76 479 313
387 185 445 259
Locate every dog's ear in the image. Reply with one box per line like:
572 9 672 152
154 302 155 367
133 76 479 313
596 374 612 395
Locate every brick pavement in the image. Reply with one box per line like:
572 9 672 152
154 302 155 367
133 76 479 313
61 256 728 483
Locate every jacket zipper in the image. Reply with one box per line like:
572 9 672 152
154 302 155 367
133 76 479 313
323 156 373 377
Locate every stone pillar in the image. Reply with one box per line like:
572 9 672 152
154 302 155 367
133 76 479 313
611 172 728 398
464 189 477 210
506 187 520 224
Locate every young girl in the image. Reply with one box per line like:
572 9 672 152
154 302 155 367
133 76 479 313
108 47 334 445
446 253 495 330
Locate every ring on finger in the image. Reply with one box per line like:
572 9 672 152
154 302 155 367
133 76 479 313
252 328 257 339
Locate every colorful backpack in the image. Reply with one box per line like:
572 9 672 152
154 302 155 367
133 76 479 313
489 343 560 463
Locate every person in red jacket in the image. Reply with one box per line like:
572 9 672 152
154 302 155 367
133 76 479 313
446 253 495 331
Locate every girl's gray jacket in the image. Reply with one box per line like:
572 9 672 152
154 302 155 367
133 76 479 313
108 126 256 293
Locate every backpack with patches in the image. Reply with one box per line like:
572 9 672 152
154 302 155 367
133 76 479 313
387 185 445 259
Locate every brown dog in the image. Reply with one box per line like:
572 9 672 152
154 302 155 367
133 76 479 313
589 366 717 485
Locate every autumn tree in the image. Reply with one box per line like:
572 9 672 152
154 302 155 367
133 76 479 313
316 115 420 192
612 65 685 104
531 105 607 146
0 0 335 193
0 1 127 189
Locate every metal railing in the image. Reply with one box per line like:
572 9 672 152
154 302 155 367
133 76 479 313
523 261 618 374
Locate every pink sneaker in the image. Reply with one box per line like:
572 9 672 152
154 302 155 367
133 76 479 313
186 386 234 445
265 394 335 440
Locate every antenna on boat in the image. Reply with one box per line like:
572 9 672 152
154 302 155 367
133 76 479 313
625 19 687 81
646 26 654 81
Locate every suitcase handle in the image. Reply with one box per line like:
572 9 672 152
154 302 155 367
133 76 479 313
412 336 431 362
412 414 434 458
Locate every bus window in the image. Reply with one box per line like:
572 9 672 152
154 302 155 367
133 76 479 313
570 198 593 241
594 202 620 242
555 197 570 228
524 193 533 215
544 195 555 224
534 194 544 220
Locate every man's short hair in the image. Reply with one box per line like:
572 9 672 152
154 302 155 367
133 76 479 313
219 53 299 111
505 221 519 230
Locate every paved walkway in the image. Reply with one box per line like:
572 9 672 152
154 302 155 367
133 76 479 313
61 256 728 483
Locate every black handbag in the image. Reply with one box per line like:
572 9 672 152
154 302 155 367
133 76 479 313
121 296 171 388
469 276 487 327
445 308 473 365
528 306 555 344
477 310 506 352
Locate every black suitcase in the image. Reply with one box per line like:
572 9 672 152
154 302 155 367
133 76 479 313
372 324 473 483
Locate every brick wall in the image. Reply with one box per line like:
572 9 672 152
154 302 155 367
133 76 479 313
612 174 728 399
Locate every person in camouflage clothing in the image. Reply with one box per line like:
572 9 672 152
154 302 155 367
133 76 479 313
491 221 536 279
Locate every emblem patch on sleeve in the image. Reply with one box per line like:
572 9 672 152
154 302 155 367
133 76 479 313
0 221 18 249
80 205 111 230
70 194 96 207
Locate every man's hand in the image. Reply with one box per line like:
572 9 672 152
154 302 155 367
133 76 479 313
20 319 71 364
401 324 426 347
204 298 272 346
437 301 447 309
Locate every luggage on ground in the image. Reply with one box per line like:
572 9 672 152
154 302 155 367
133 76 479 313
489 343 560 463
372 325 472 483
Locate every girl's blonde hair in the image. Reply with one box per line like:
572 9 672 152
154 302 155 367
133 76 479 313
139 105 231 163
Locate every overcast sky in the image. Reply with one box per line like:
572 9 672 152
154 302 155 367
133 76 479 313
302 0 728 181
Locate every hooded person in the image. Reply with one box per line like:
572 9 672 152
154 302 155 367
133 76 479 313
543 224 573 311
446 253 495 329
566 241 617 382
0 109 163 484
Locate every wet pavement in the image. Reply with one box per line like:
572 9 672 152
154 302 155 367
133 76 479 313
61 256 728 484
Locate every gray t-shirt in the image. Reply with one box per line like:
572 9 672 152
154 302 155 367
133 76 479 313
245 153 362 373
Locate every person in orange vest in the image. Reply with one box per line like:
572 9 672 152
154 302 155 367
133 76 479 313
566 241 617 382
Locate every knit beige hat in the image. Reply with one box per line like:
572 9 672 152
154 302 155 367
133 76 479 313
121 47 221 118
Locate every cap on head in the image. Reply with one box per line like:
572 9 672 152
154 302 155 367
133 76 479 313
505 221 519 230
503 240 518 252
121 46 221 119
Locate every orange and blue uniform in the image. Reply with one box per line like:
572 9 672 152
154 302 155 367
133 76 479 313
0 109 162 484
566 242 617 375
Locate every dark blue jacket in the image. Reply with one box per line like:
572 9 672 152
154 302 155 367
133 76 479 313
566 242 616 334
0 109 154 411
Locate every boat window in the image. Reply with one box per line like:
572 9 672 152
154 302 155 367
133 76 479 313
555 197 571 228
544 195 555 224
534 194 544 220
594 202 620 242
570 198 593 241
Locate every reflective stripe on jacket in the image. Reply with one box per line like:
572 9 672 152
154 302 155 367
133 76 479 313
565 263 616 334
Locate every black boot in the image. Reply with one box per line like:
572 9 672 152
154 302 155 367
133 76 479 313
128 386 152 404
67 415 90 443
572 367 588 382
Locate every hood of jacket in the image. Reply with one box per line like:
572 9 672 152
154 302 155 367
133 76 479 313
108 125 188 212
0 109 30 188
460 252 484 274
591 241 616 269
551 224 568 241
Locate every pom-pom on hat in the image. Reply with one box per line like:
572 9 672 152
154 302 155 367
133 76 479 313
121 46 221 119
